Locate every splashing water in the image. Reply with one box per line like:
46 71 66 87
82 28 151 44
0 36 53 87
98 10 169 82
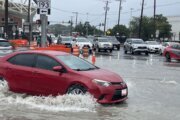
0 81 98 112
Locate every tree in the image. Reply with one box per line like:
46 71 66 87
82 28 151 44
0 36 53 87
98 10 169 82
129 14 172 40
155 14 172 39
108 25 129 36
48 24 72 36
74 22 103 36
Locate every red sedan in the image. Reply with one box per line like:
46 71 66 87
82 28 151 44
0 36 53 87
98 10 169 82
163 43 180 62
0 50 128 104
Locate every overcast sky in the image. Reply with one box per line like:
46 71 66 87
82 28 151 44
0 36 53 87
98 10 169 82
47 0 180 29
14 0 180 29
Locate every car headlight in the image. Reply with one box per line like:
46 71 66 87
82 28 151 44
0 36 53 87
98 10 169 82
132 45 137 49
92 79 111 87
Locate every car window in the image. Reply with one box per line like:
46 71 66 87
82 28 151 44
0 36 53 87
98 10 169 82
57 55 97 71
172 44 180 50
8 54 35 67
35 55 60 71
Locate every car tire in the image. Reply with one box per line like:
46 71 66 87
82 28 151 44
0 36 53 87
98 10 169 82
145 52 149 56
0 77 4 81
124 50 127 54
109 49 112 53
67 84 87 95
124 47 127 54
165 53 171 62
97 47 101 52
0 77 7 87
130 48 134 55
117 47 120 51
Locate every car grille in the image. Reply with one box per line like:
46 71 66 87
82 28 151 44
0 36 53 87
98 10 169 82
104 44 110 47
112 89 127 101
138 46 147 49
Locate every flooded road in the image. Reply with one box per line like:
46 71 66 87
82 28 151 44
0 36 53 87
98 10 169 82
0 49 180 120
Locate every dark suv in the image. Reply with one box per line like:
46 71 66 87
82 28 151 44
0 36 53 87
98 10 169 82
124 38 149 55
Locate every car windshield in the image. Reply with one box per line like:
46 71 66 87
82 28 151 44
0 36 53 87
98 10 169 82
62 37 72 41
76 38 89 42
99 38 109 42
146 41 159 45
109 38 118 42
56 55 98 71
0 41 11 47
132 39 144 44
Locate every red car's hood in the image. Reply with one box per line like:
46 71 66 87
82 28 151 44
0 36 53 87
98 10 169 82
80 69 124 82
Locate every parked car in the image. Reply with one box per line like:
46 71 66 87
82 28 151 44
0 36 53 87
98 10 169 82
145 41 162 53
57 36 73 48
124 38 149 55
0 50 128 104
163 43 180 62
107 36 120 50
0 38 13 56
94 37 113 52
159 42 177 55
75 37 93 50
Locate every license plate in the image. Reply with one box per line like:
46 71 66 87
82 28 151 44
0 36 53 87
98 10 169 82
122 89 127 96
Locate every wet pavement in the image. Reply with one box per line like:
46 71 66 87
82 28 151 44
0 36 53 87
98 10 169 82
0 48 180 120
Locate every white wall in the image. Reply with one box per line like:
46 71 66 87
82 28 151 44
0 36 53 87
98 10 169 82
167 16 180 41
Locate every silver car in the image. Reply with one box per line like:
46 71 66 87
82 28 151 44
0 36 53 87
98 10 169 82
0 38 13 56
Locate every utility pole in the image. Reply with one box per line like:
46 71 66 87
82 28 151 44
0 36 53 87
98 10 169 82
138 0 145 38
154 0 156 39
117 0 122 26
130 8 133 19
28 0 32 45
70 16 73 36
5 0 8 39
40 14 47 47
73 12 78 27
104 1 109 35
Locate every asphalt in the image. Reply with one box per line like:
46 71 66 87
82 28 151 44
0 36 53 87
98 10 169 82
0 48 180 120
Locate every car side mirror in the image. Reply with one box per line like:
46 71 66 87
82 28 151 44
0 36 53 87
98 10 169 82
53 66 63 72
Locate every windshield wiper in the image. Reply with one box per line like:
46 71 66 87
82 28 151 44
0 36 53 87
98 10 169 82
73 68 96 71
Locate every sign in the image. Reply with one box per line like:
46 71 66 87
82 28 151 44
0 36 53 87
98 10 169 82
40 9 48 15
37 0 51 15
38 0 51 9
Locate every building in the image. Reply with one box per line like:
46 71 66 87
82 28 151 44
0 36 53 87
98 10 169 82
0 0 36 39
167 16 180 41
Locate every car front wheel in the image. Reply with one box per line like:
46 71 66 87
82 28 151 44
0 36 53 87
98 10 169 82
130 48 134 54
67 84 87 95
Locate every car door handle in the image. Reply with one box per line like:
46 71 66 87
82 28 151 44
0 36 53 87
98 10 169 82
6 67 12 70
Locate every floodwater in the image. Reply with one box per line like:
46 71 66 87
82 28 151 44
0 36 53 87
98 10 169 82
0 49 180 120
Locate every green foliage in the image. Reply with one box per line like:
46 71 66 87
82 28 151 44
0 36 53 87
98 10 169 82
48 24 72 36
108 25 129 36
74 22 103 36
129 14 172 40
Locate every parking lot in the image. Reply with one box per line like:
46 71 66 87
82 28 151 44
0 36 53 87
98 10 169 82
0 49 180 120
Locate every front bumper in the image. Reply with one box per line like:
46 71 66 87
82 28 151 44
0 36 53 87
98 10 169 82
113 44 120 48
133 48 149 52
148 48 160 53
90 83 128 104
